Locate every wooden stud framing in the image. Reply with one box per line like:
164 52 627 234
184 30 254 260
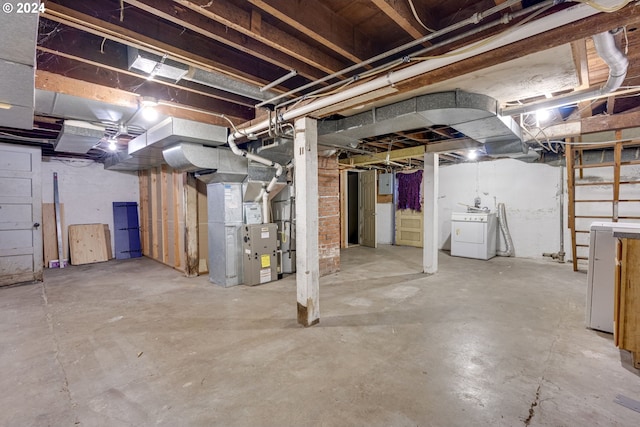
184 173 199 277
150 167 159 259
161 165 170 263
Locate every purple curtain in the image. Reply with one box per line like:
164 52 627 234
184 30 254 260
396 170 423 211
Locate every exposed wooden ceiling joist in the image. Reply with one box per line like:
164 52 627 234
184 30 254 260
175 0 351 75
370 0 431 39
122 0 333 81
246 0 373 64
42 1 287 89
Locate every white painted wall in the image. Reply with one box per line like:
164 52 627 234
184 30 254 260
440 159 562 258
375 153 640 261
41 158 140 251
376 203 394 244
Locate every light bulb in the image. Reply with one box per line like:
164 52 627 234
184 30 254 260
108 139 117 151
142 106 158 121
536 109 550 122
467 149 477 160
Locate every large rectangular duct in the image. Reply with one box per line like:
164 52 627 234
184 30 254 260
163 142 248 183
318 90 523 153
0 11 38 129
106 117 229 171
54 120 106 154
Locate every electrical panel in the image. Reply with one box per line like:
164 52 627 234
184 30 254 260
379 173 393 195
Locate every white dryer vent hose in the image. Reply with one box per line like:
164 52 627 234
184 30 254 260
497 202 514 257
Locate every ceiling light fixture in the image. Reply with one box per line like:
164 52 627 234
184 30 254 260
467 149 478 160
108 138 118 151
536 109 551 122
140 96 159 121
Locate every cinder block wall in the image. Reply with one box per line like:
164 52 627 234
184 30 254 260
318 155 340 275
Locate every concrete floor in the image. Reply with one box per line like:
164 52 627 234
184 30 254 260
1 245 639 426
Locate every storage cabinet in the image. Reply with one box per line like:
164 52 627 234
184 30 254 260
613 231 640 369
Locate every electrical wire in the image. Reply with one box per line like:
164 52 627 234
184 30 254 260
575 0 634 13
407 0 435 32
412 3 553 61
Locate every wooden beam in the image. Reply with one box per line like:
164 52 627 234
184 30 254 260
582 111 640 134
35 70 244 126
340 139 481 166
123 0 332 80
571 39 590 90
37 47 255 115
371 0 431 39
246 0 372 64
42 1 283 88
339 145 426 166
396 3 640 93
37 28 257 108
175 0 348 74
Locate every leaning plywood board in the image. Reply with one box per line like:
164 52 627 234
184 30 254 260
69 224 109 265
103 224 113 259
42 203 67 266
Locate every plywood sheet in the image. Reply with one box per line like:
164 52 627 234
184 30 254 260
42 203 67 266
103 225 113 259
69 224 109 265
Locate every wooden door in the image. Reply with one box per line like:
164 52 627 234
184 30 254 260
395 208 424 247
360 170 377 248
0 143 42 286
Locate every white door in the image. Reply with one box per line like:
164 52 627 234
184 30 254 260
0 143 42 286
360 170 377 248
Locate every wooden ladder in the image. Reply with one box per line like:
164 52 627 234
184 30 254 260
567 136 640 271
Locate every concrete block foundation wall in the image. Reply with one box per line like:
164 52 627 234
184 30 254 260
318 155 341 275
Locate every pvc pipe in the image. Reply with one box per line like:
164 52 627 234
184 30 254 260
234 1 608 143
255 0 525 108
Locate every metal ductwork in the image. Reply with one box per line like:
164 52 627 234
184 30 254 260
163 142 248 183
105 117 229 171
318 90 524 154
0 11 38 129
127 46 278 102
502 30 629 117
54 120 106 154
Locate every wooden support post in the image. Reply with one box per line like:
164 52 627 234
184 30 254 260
161 164 169 263
423 152 438 274
139 170 150 256
294 117 320 327
173 170 181 268
613 132 622 222
150 167 159 259
566 140 578 271
184 172 199 277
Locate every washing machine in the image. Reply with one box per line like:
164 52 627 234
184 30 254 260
451 212 497 260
